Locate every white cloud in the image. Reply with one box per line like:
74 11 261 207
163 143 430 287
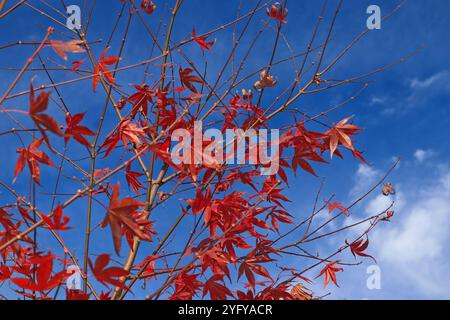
337 161 450 299
365 172 450 298
414 149 435 163
365 193 398 216
350 164 380 199
409 71 450 90
369 96 387 106
406 71 450 106
378 70 450 115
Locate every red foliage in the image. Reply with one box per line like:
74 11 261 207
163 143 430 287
88 254 129 289
93 49 121 91
192 28 215 51
0 1 400 301
42 205 71 231
346 238 375 261
179 67 203 93
102 184 152 255
29 83 63 140
316 261 344 288
141 0 156 14
64 113 95 147
12 254 66 294
15 139 55 184
266 2 288 24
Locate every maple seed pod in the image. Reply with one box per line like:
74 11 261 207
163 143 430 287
382 182 396 196
254 70 278 91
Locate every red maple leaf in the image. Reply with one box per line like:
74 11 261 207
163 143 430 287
267 207 293 231
148 139 178 169
12 254 66 293
179 67 203 93
101 183 150 255
346 238 376 262
266 2 288 24
256 176 289 207
100 291 112 300
0 208 14 231
66 289 91 300
42 205 70 231
315 261 343 288
93 49 121 91
125 163 144 194
187 186 212 214
259 283 296 300
325 117 363 159
192 28 215 51
238 258 272 290
88 254 129 289
0 264 12 282
225 169 259 192
70 60 85 72
126 84 154 117
29 83 63 139
202 275 234 300
15 138 56 184
325 200 350 216
101 119 145 158
169 271 203 300
285 122 328 176
134 255 159 279
64 112 95 147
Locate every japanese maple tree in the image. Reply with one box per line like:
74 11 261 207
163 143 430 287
0 0 405 300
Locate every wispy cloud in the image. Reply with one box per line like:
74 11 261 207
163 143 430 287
369 96 388 106
414 149 435 164
349 164 380 199
409 71 450 90
375 70 450 115
406 70 450 105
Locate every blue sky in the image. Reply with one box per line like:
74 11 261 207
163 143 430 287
0 0 450 300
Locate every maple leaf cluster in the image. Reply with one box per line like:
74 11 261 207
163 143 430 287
4 71 373 299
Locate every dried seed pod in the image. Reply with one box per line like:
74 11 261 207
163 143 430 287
254 70 278 91
382 182 396 196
